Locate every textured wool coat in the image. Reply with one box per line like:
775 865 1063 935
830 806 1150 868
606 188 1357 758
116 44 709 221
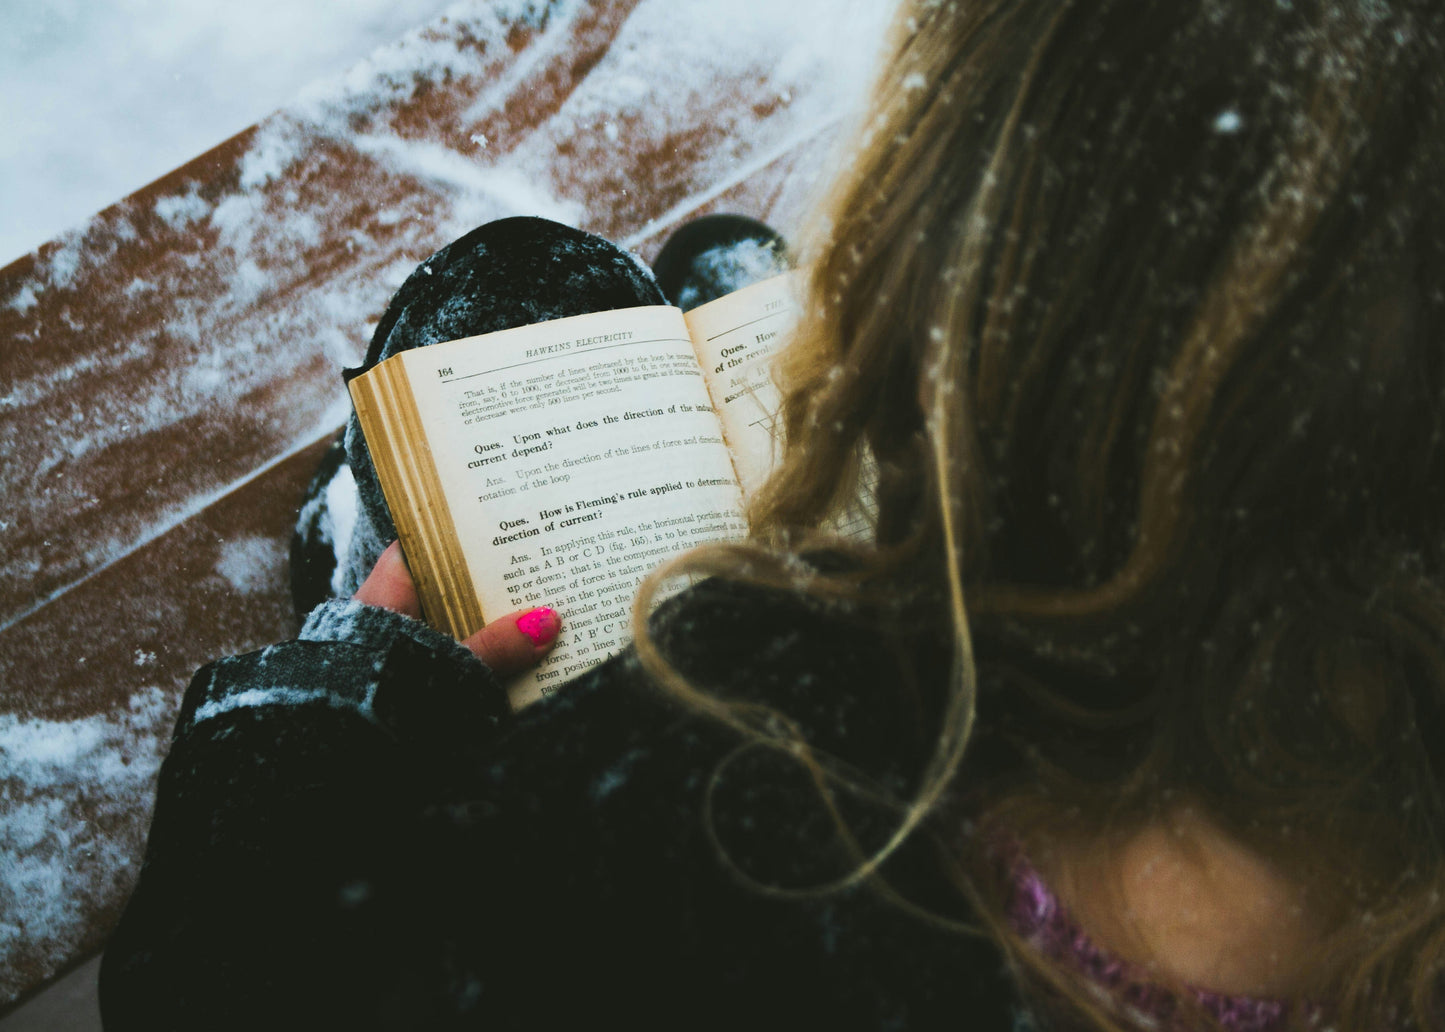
99 578 1025 1030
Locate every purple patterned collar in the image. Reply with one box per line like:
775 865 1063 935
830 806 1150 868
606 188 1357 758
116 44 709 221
1001 845 1316 1032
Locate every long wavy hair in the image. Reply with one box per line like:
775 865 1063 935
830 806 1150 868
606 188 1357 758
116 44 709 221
636 0 1445 1026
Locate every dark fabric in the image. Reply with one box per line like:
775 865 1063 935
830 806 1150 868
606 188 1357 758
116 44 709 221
100 583 1023 1031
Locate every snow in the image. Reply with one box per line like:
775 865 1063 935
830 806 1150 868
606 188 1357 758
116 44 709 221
0 687 175 1001
5 282 39 315
348 132 584 228
188 685 375 728
1214 108 1244 134
153 184 213 230
672 239 791 312
2 2 600 519
214 536 289 596
0 0 460 267
325 464 361 597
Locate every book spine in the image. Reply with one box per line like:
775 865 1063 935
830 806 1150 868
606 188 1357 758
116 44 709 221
348 364 486 640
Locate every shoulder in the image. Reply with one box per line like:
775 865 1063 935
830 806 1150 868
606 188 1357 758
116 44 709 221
444 578 1018 1030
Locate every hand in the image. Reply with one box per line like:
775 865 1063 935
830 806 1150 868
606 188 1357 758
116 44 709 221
354 541 561 678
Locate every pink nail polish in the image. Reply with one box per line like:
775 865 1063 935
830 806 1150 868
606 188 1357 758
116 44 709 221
515 607 560 647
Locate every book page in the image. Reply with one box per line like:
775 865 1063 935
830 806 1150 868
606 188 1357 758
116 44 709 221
685 273 801 499
398 305 748 707
687 273 876 541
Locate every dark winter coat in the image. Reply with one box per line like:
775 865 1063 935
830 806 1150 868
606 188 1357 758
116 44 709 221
99 578 1026 1030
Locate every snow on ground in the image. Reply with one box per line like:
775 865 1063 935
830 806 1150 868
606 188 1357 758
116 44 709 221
0 0 457 267
0 688 175 998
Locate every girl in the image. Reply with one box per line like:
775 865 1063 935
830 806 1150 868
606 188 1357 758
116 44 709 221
101 0 1445 1028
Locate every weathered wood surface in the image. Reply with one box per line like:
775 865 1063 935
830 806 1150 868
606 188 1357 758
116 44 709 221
0 0 893 1010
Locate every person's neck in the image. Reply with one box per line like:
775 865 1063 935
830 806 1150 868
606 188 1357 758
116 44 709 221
1035 806 1326 999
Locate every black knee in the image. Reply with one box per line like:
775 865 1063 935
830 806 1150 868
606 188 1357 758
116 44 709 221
360 216 665 371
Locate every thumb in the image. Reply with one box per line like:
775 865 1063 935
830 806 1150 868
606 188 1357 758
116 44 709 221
353 541 422 618
461 606 561 678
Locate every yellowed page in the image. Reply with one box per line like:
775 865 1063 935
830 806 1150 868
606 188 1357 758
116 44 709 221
396 304 748 707
684 273 801 499
349 363 483 639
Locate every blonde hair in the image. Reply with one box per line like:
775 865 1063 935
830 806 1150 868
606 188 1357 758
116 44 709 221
637 0 1445 1027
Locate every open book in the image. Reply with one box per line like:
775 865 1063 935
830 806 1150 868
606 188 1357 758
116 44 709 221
349 273 797 707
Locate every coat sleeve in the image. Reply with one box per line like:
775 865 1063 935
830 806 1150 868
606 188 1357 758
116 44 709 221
98 599 512 1030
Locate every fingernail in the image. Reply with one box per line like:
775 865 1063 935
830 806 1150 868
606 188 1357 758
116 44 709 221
515 607 560 647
